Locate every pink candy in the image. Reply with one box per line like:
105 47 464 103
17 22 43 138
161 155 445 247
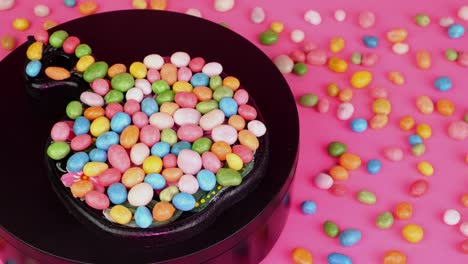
163 154 177 168
358 10 376 28
178 175 199 194
62 36 80 54
85 191 110 210
149 112 174 130
202 151 222 173
177 66 193 81
108 145 131 173
317 98 330 113
189 57 206 72
458 52 468 67
134 79 152 95
361 53 379 67
175 92 198 108
448 121 468 141
177 149 202 175
336 102 354 120
125 88 144 102
130 143 150 166
289 49 306 62
306 49 327 65
146 69 161 83
234 89 249 105
303 41 318 53
173 108 201 126
177 124 203 142
91 78 110 96
212 125 238 144
232 145 254 163
124 99 141 115
132 111 149 128
384 146 404 161
70 134 92 151
34 30 49 44
98 168 122 187
199 109 225 131
238 104 257 121
105 103 123 119
314 173 334 190
51 121 71 141
370 86 388 98
80 91 104 107
139 125 160 147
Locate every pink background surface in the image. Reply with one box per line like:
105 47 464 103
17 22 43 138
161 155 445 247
1 0 468 263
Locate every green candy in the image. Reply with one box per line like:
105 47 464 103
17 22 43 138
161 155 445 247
75 44 92 58
104 90 124 104
376 212 394 229
445 48 458 61
47 142 70 160
213 86 234 101
293 62 308 76
49 30 69 48
357 190 377 205
161 128 178 146
299 93 318 107
159 186 179 202
323 220 340 238
209 75 223 90
66 100 83 119
111 73 135 92
414 13 430 27
327 141 347 157
351 52 362 64
152 80 170 94
196 100 218 114
216 168 242 186
83 62 108 83
411 143 426 157
259 29 279 45
156 90 175 105
192 137 213 154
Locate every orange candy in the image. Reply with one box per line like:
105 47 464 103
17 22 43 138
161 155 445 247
327 83 340 97
160 102 180 116
160 63 177 85
291 247 313 264
386 29 408 43
43 19 58 30
228 115 246 131
461 193 468 207
150 0 167 10
436 99 455 116
223 76 240 91
370 114 389 129
238 130 259 151
193 86 213 101
153 201 176 222
399 116 415 131
395 202 413 220
383 250 407 264
84 106 106 120
108 63 127 78
45 66 71 80
416 95 434 114
415 50 431 70
162 168 183 183
329 165 349 181
70 180 93 198
338 88 353 102
339 153 362 170
79 1 98 15
388 71 405 85
211 141 232 161
121 167 145 188
120 125 140 149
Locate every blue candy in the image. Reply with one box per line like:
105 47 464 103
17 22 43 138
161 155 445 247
144 173 166 190
110 112 131 133
135 206 153 228
89 148 107 162
301 200 317 215
350 118 368 133
434 76 452 92
362 35 379 48
63 0 77 7
66 152 89 172
197 169 217 191
190 73 210 87
141 97 159 116
366 159 382 174
25 60 42 77
219 97 238 117
171 141 192 156
328 253 352 264
73 116 90 135
448 24 465 39
339 229 362 247
96 131 120 150
107 183 128 205
408 134 423 146
151 142 171 157
172 192 196 211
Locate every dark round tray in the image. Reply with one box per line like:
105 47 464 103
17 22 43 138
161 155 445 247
0 10 299 264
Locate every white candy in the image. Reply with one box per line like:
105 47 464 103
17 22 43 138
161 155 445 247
34 4 50 17
170 51 191 67
392 42 409 55
214 0 234 12
0 0 15 11
251 7 265 24
458 6 468 21
149 112 174 130
202 62 223 77
334 9 346 22
337 102 354 120
173 108 201 126
199 109 225 131
128 183 154 206
439 17 454 27
130 143 150 166
290 29 305 43
443 209 461 226
460 222 468 237
134 79 152 95
80 91 104 107
143 54 164 70
178 175 199 194
304 10 322 25
186 8 202 18
273 54 294 73
247 120 266 137
125 87 144 102
212 125 238 145
314 173 334 190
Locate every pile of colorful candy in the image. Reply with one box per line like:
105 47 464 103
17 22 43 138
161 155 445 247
29 30 267 228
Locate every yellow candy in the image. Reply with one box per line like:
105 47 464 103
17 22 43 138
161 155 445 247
110 205 132 224
402 224 424 243
12 18 30 31
90 116 110 137
238 130 259 151
26 42 43 60
132 0 148 9
416 123 432 139
327 83 340 97
150 0 167 10
160 102 180 116
417 161 434 176
270 22 284 33
329 37 345 53
83 162 109 177
223 76 240 91
122 167 145 188
226 153 243 171
372 98 392 115
172 81 193 93
76 55 96 72
327 57 348 73
129 62 147 79
143 156 163 174
350 70 372 89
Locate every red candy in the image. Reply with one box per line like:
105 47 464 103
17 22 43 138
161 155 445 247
232 144 254 163
175 92 198 108
238 104 257 121
105 103 124 119
409 179 429 197
177 124 203 142
124 99 141 115
62 36 81 54
329 184 348 196
85 190 110 210
189 57 205 72
70 134 92 151
34 29 49 44
163 154 177 168
289 49 306 62
460 239 468 254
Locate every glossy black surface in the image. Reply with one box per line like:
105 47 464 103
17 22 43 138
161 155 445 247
0 10 299 263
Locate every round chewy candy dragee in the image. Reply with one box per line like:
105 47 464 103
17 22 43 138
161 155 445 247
42 44 267 228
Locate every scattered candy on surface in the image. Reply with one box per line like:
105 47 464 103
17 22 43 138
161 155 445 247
301 200 317 215
304 9 322 25
291 247 313 264
214 0 234 12
443 209 461 226
402 224 424 243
